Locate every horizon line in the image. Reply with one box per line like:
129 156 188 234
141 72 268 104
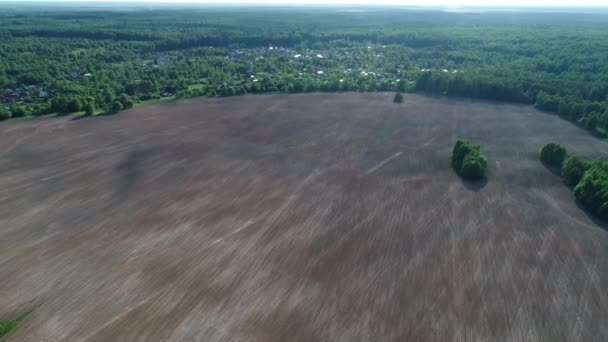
2 1 608 8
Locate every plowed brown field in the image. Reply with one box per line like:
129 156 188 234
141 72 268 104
1 93 607 341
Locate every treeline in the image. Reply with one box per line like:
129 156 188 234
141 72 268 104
540 143 608 220
416 72 608 138
535 92 608 138
9 29 160 42
0 8 607 135
568 156 608 220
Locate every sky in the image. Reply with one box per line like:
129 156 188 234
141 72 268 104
3 0 607 6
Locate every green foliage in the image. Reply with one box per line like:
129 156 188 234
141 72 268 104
460 153 488 180
0 319 17 338
573 159 608 220
8 105 27 118
451 139 487 180
452 139 479 172
119 94 134 109
535 91 559 112
0 107 10 121
393 92 404 103
0 309 32 339
562 155 591 187
50 96 69 113
67 98 82 113
84 102 95 116
540 143 567 166
0 7 607 138
111 101 123 113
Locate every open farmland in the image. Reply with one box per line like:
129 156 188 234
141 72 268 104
0 93 607 341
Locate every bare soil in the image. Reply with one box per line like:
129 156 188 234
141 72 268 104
1 93 607 341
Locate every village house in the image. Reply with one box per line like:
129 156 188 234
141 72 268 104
0 88 29 103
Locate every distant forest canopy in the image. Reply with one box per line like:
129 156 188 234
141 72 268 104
1 7 608 136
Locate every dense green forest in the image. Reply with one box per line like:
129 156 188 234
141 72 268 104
1 6 608 137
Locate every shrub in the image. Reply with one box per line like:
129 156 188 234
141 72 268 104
562 155 590 187
67 97 82 113
50 96 69 113
451 139 487 180
0 309 32 338
573 159 608 220
0 319 17 338
451 139 480 170
540 143 566 166
460 153 488 180
452 140 472 171
393 92 404 103
9 105 26 118
119 94 135 109
111 101 123 113
0 108 10 121
123 99 135 109
84 102 95 116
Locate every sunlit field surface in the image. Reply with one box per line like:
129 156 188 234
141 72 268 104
1 93 607 341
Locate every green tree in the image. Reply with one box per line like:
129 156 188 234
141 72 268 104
67 98 82 113
111 101 123 113
50 96 69 113
573 159 608 219
84 102 95 116
562 155 590 187
535 91 559 112
539 143 567 166
452 139 480 172
9 104 27 118
94 95 107 111
393 92 404 103
451 139 487 180
396 79 407 92
119 94 134 109
103 87 116 105
460 153 488 180
0 107 10 121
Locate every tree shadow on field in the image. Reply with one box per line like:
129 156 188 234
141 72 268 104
71 111 120 121
111 148 156 204
575 202 608 231
71 114 90 121
462 178 488 192
540 160 562 177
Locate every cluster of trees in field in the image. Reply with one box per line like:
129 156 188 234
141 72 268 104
451 139 488 181
540 143 567 166
559 154 608 220
540 143 608 220
562 155 590 187
571 159 608 219
0 8 607 137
